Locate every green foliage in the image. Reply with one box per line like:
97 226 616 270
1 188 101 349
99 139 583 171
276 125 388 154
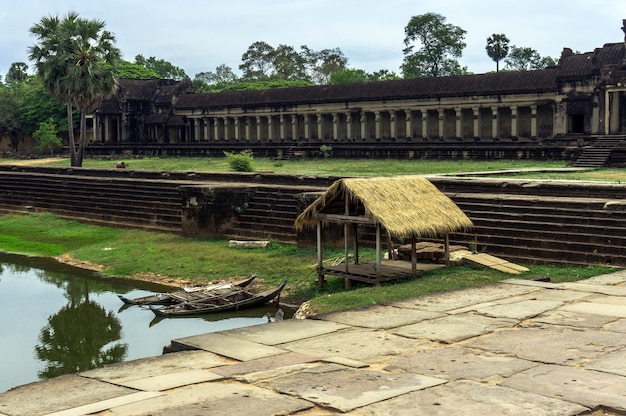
134 54 187 80
5 62 29 85
319 144 332 158
223 149 255 172
218 79 312 92
17 80 70 135
402 12 467 78
116 61 159 79
329 69 369 84
504 46 556 71
33 117 62 154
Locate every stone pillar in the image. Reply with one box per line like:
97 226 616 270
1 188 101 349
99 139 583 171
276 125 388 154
437 108 444 138
472 107 480 138
234 117 240 141
317 113 323 141
360 112 366 140
256 116 262 141
203 118 210 141
291 115 297 140
421 110 428 138
223 117 229 141
530 105 538 138
455 107 462 138
213 118 219 141
244 117 250 141
375 111 381 139
333 113 338 140
405 110 412 139
510 106 518 137
194 118 202 142
346 113 352 140
268 116 273 141
304 115 311 140
104 116 110 142
491 107 499 138
389 110 396 139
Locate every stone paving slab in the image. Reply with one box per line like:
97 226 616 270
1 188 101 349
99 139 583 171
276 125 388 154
115 369 224 391
605 319 626 333
350 379 589 416
318 304 444 329
533 308 621 328
389 283 539 312
502 364 626 412
172 332 287 361
391 313 517 343
210 351 316 378
277 328 424 362
475 299 563 320
106 382 313 415
463 325 626 365
257 363 446 412
384 346 536 381
583 270 626 285
558 282 626 296
0 374 137 416
561 301 626 317
220 318 348 345
586 348 626 377
80 350 228 384
43 391 162 416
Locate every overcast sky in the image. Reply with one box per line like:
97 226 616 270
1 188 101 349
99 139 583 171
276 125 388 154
2 0 626 80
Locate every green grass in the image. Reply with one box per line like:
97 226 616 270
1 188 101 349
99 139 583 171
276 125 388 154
0 212 616 314
17 156 571 177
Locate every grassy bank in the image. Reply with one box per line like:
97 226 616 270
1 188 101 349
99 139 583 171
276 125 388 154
0 212 614 314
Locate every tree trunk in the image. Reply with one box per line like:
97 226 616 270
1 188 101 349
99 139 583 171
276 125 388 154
67 104 78 166
77 110 86 167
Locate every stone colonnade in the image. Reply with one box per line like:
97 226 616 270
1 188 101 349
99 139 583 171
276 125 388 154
178 102 555 143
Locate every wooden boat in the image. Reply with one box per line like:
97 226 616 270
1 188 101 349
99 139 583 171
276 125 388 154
118 273 257 306
150 280 287 317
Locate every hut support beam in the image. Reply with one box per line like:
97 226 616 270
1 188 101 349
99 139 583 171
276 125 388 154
317 221 325 287
375 223 382 286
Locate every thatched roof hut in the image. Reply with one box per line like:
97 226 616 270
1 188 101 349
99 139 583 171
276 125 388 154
294 176 473 287
295 175 473 237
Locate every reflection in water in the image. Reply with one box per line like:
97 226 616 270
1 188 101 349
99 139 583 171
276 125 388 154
0 252 292 393
35 277 128 378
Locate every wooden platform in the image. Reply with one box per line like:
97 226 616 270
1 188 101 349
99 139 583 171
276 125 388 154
320 261 444 286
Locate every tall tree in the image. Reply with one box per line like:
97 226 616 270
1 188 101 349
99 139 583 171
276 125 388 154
401 13 467 78
29 12 121 166
239 41 276 80
194 63 239 91
301 46 348 84
134 55 187 80
5 62 29 85
272 44 308 80
485 34 510 72
504 46 556 71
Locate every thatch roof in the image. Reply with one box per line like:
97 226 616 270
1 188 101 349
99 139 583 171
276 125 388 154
295 176 473 239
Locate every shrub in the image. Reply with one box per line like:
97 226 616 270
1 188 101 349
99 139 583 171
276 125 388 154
224 149 254 172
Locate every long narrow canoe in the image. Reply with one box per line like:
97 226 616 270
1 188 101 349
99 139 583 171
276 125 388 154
150 280 287 317
118 273 257 305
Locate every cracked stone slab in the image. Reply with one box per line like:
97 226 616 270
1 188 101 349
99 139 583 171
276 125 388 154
171 332 287 361
532 308 621 329
557 282 626 296
463 325 625 365
278 328 425 362
115 369 224 391
586 348 626 377
560 301 626 318
0 374 138 416
391 313 517 344
502 364 626 412
211 352 316 378
583 270 626 285
476 299 563 320
353 379 589 416
221 318 349 345
389 283 539 312
81 350 228 384
318 304 444 329
106 381 313 415
257 363 446 412
605 319 626 333
40 391 162 416
384 346 535 381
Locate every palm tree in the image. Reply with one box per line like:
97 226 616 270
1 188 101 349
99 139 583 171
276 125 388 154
486 34 510 72
28 12 120 166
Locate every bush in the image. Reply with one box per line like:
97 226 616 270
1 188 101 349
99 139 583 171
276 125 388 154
224 149 254 172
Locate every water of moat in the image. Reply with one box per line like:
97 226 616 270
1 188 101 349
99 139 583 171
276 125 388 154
0 252 288 393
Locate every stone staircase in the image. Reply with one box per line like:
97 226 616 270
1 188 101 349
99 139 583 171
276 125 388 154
573 135 625 167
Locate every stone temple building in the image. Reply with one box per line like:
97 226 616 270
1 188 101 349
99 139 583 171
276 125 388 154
93 22 626 161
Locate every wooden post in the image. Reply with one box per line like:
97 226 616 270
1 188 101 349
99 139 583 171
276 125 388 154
445 234 450 267
411 235 417 273
317 221 325 287
344 193 350 289
375 223 382 285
